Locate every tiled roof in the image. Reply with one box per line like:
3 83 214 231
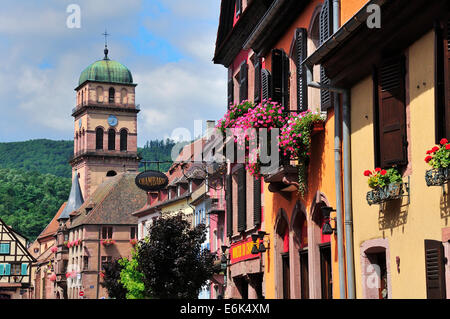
37 202 66 240
69 172 147 228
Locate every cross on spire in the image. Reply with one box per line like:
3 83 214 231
102 29 110 60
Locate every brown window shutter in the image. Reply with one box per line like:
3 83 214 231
254 56 262 104
319 0 333 110
295 28 308 111
253 176 262 227
226 174 233 237
239 61 248 102
424 240 447 299
261 69 272 101
237 166 246 232
376 57 408 168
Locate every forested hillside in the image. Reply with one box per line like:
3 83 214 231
0 138 178 241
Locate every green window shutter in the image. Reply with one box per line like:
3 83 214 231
5 264 10 275
0 264 4 275
21 263 28 276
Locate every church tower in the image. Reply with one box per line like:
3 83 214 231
70 45 140 199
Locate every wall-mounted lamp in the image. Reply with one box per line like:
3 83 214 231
321 206 336 235
251 231 270 254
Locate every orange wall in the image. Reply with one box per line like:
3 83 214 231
340 0 368 25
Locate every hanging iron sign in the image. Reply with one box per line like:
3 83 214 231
135 170 169 191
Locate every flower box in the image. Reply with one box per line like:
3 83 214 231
101 239 116 246
425 167 450 187
366 182 405 206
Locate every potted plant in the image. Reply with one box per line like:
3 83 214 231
424 138 450 186
63 240 68 247
130 238 138 246
279 111 325 195
364 167 404 205
51 246 58 253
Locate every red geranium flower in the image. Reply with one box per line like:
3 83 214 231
440 138 448 145
380 170 387 176
432 146 440 153
375 167 381 172
446 144 450 150
426 150 433 154
363 170 372 177
425 156 432 163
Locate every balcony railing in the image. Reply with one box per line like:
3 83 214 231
72 101 138 114
70 149 139 161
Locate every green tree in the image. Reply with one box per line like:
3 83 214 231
118 249 148 299
136 214 215 299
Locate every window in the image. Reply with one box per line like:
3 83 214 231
130 227 137 239
96 127 104 150
253 176 262 227
101 256 112 270
239 61 248 102
96 86 104 103
11 263 21 276
226 174 233 237
108 88 115 103
83 256 89 271
0 243 10 255
271 49 290 108
434 18 450 143
237 166 246 232
106 170 117 177
228 70 234 108
177 185 181 197
108 129 115 150
120 129 128 151
101 227 113 239
374 56 408 168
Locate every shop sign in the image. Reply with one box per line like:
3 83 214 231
230 237 260 264
135 170 169 192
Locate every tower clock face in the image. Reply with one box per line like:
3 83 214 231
108 115 118 127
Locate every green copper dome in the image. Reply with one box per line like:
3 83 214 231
78 58 133 86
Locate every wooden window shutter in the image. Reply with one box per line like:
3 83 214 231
228 76 234 109
295 28 308 111
237 166 247 232
376 57 408 168
239 62 248 102
226 174 233 237
271 49 289 107
319 0 333 110
253 176 262 226
254 56 262 104
435 18 450 142
261 69 272 101
424 240 447 299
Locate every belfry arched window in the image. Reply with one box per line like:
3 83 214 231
109 88 115 103
96 127 104 150
120 129 128 151
108 129 115 150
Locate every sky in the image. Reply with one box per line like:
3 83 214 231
0 0 226 146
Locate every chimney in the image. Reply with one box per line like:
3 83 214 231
206 120 215 140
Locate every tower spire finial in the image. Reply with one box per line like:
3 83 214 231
102 29 110 60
